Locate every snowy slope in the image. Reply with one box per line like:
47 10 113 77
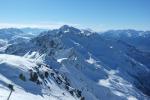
2 25 150 100
0 54 83 100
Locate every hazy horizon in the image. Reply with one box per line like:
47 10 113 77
0 0 150 31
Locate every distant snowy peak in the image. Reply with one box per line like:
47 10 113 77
0 28 24 39
80 29 95 36
100 29 150 52
102 29 150 38
59 25 81 34
58 25 95 36
0 28 24 34
21 27 48 35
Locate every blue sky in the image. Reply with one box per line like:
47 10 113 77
0 0 150 31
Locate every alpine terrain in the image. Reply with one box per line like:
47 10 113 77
0 25 150 100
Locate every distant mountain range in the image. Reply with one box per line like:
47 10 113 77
0 25 150 100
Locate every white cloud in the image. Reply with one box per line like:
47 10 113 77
0 22 106 32
0 22 82 29
0 23 63 29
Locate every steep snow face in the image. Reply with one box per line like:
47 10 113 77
0 54 82 100
3 25 150 100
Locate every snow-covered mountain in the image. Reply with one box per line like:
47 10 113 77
20 28 48 36
0 28 47 53
0 25 150 100
100 30 150 52
0 27 47 42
